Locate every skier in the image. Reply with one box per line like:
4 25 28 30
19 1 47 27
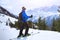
18 6 33 37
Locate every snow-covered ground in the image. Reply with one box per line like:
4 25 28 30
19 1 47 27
0 13 60 40
11 29 60 40
0 27 60 40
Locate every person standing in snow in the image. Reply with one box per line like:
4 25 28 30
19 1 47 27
18 6 33 37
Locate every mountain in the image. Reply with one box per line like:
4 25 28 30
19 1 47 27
0 0 60 28
0 6 18 19
40 5 58 12
27 5 59 27
27 5 59 20
0 5 59 27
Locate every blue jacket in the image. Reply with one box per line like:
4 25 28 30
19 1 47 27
21 10 30 22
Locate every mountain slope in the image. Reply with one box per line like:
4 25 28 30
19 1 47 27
0 28 60 40
0 6 18 19
12 29 60 40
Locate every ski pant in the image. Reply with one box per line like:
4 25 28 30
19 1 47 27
18 21 29 36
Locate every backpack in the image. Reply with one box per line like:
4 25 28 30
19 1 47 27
18 12 22 21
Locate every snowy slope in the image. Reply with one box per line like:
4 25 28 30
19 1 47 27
0 13 19 40
0 28 60 40
0 13 60 40
11 29 60 40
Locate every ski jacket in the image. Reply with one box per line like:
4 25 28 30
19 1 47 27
21 10 30 22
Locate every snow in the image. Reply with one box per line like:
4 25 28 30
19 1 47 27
0 27 60 40
0 14 60 40
0 0 60 40
10 29 60 40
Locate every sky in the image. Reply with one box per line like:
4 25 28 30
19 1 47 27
18 0 60 10
0 0 60 11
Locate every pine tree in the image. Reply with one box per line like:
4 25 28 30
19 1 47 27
37 17 47 30
52 17 56 31
37 17 42 29
54 17 60 32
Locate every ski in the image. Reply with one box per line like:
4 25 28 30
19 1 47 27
10 32 40 40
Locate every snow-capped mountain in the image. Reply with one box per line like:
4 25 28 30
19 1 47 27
0 5 60 27
0 0 60 24
26 5 59 22
27 5 60 27
27 5 58 13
